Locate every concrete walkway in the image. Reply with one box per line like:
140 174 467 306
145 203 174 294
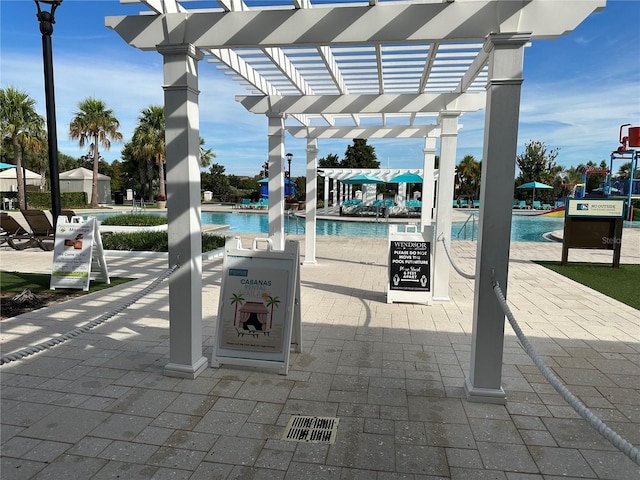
1 230 639 479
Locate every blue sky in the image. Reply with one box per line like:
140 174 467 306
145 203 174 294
1 0 639 177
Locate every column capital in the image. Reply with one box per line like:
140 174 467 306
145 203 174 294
484 32 532 51
157 43 204 61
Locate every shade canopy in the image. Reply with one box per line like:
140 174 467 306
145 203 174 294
388 173 423 184
517 181 553 203
517 181 552 190
341 174 384 185
0 162 15 170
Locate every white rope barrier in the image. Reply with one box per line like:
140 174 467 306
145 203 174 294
0 264 180 366
437 234 475 279
492 275 640 466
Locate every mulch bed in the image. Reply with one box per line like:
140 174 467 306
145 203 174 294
1 290 84 320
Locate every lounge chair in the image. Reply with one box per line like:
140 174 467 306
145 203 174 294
0 212 35 250
532 201 542 210
516 200 528 209
542 203 552 210
20 209 55 251
473 200 480 208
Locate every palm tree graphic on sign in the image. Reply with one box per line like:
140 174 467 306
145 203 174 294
230 293 245 326
264 295 280 329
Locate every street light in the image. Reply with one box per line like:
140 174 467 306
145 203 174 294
286 152 293 179
285 152 293 199
35 0 62 222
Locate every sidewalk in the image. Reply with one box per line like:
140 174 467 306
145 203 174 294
1 233 639 479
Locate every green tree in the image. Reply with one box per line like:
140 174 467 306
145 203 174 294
342 139 379 168
515 140 559 184
69 98 123 207
199 137 216 168
201 163 231 199
318 153 340 168
0 87 46 209
131 105 165 200
455 154 481 200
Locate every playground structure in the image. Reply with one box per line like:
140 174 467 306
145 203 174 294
572 125 639 221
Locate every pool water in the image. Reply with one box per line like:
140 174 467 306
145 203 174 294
93 211 565 242
204 211 565 242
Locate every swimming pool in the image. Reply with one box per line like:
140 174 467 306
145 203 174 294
93 211 565 242
203 211 565 242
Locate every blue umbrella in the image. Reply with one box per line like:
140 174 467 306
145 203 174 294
517 181 552 203
0 162 15 170
341 173 384 184
387 173 423 184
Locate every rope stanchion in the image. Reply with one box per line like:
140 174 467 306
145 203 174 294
0 264 180 366
492 275 640 466
437 234 475 279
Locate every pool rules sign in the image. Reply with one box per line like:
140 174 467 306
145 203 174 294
387 224 432 305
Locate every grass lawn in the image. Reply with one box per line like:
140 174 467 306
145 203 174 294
1 271 134 294
535 261 640 310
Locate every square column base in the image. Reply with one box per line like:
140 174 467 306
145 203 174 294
464 377 507 405
164 356 208 379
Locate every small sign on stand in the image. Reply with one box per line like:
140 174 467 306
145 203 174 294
561 198 625 268
211 237 301 375
50 216 110 291
387 224 433 305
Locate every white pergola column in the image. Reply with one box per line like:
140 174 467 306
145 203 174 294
267 113 286 250
420 136 437 228
433 112 460 302
465 33 530 404
158 44 207 379
304 138 318 265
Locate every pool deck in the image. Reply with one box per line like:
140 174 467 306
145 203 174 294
1 212 639 479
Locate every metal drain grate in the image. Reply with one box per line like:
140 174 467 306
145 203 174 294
282 415 339 444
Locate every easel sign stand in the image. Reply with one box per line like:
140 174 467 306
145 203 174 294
50 216 110 291
211 237 302 375
387 223 433 305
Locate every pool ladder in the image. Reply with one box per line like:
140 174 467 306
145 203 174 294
286 209 304 235
456 212 478 240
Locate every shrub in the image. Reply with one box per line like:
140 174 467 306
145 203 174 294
101 231 225 252
101 214 167 227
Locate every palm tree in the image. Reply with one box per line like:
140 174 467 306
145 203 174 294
132 106 166 200
69 98 122 207
455 154 481 200
0 87 45 210
230 293 245 327
199 137 216 169
265 295 280 329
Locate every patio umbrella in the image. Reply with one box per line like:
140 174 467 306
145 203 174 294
0 162 15 170
387 172 423 184
341 173 384 184
516 181 553 203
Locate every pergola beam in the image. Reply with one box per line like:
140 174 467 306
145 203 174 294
287 124 439 139
237 92 485 115
106 1 605 51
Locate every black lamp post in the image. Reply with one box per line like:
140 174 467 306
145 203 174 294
35 0 62 222
285 152 293 199
286 152 293 179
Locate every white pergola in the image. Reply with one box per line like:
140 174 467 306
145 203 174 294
106 0 604 403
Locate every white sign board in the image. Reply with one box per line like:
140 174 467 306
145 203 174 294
50 216 109 291
566 198 625 218
212 237 301 374
387 224 433 305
